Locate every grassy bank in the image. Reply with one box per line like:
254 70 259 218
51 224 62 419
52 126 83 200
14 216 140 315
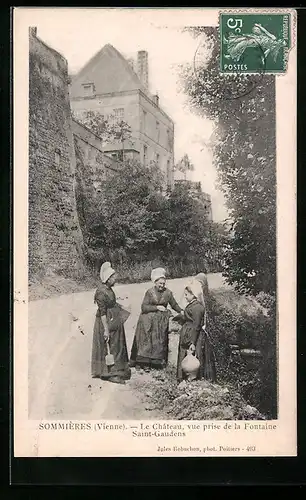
29 258 221 301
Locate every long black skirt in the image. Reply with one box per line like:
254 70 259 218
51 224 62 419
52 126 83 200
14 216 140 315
130 311 170 369
91 315 131 381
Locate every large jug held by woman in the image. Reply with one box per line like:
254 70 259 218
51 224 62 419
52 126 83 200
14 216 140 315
181 348 200 380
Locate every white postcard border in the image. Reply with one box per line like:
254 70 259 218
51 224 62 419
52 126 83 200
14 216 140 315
13 7 297 458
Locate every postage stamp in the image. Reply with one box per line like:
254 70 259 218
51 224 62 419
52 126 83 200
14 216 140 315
220 13 292 74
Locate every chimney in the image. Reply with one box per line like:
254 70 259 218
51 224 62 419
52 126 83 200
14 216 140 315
137 50 149 90
29 26 37 37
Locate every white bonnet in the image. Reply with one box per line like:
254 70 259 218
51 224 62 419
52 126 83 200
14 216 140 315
186 279 205 306
151 267 166 283
100 262 115 284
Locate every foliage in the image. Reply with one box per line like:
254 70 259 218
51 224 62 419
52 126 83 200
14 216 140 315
165 183 226 270
255 291 276 311
80 158 225 276
87 159 166 256
204 290 277 418
72 110 133 150
179 27 276 296
166 288 277 418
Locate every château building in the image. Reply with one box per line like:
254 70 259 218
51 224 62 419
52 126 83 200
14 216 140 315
69 44 175 189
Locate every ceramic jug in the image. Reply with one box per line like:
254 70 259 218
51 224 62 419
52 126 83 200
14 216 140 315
181 348 200 380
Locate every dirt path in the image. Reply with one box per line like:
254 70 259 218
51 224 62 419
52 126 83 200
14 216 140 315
28 274 228 420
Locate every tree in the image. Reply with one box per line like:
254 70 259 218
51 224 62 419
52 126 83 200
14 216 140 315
165 183 223 272
109 120 134 161
179 27 276 296
72 110 133 153
87 159 168 260
84 157 223 274
175 153 195 181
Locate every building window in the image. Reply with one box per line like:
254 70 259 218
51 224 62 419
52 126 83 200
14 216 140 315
142 110 147 133
143 145 147 165
167 129 173 152
156 121 160 141
113 108 124 122
82 83 95 97
155 153 160 166
54 149 61 166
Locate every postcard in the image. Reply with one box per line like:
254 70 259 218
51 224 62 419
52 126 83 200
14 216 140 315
13 7 297 457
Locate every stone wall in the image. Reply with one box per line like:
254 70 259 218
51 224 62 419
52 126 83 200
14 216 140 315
72 118 120 244
28 30 85 281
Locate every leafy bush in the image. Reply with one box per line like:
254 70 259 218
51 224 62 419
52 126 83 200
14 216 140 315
205 290 277 418
166 289 277 419
255 291 276 312
80 158 225 278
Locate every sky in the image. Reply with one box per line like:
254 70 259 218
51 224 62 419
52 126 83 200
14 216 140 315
31 9 228 221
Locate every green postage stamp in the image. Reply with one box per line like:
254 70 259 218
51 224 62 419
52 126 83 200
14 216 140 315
220 12 293 74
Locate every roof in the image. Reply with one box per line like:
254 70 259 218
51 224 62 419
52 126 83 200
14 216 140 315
70 44 147 98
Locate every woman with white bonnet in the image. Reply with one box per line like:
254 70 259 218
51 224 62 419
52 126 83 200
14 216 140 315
130 267 184 372
195 272 209 300
91 262 131 384
176 278 216 383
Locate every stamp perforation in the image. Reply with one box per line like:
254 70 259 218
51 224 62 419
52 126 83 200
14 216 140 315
219 10 296 75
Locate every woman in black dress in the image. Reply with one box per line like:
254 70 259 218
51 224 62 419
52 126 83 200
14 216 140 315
130 268 184 371
177 279 216 382
91 262 131 384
